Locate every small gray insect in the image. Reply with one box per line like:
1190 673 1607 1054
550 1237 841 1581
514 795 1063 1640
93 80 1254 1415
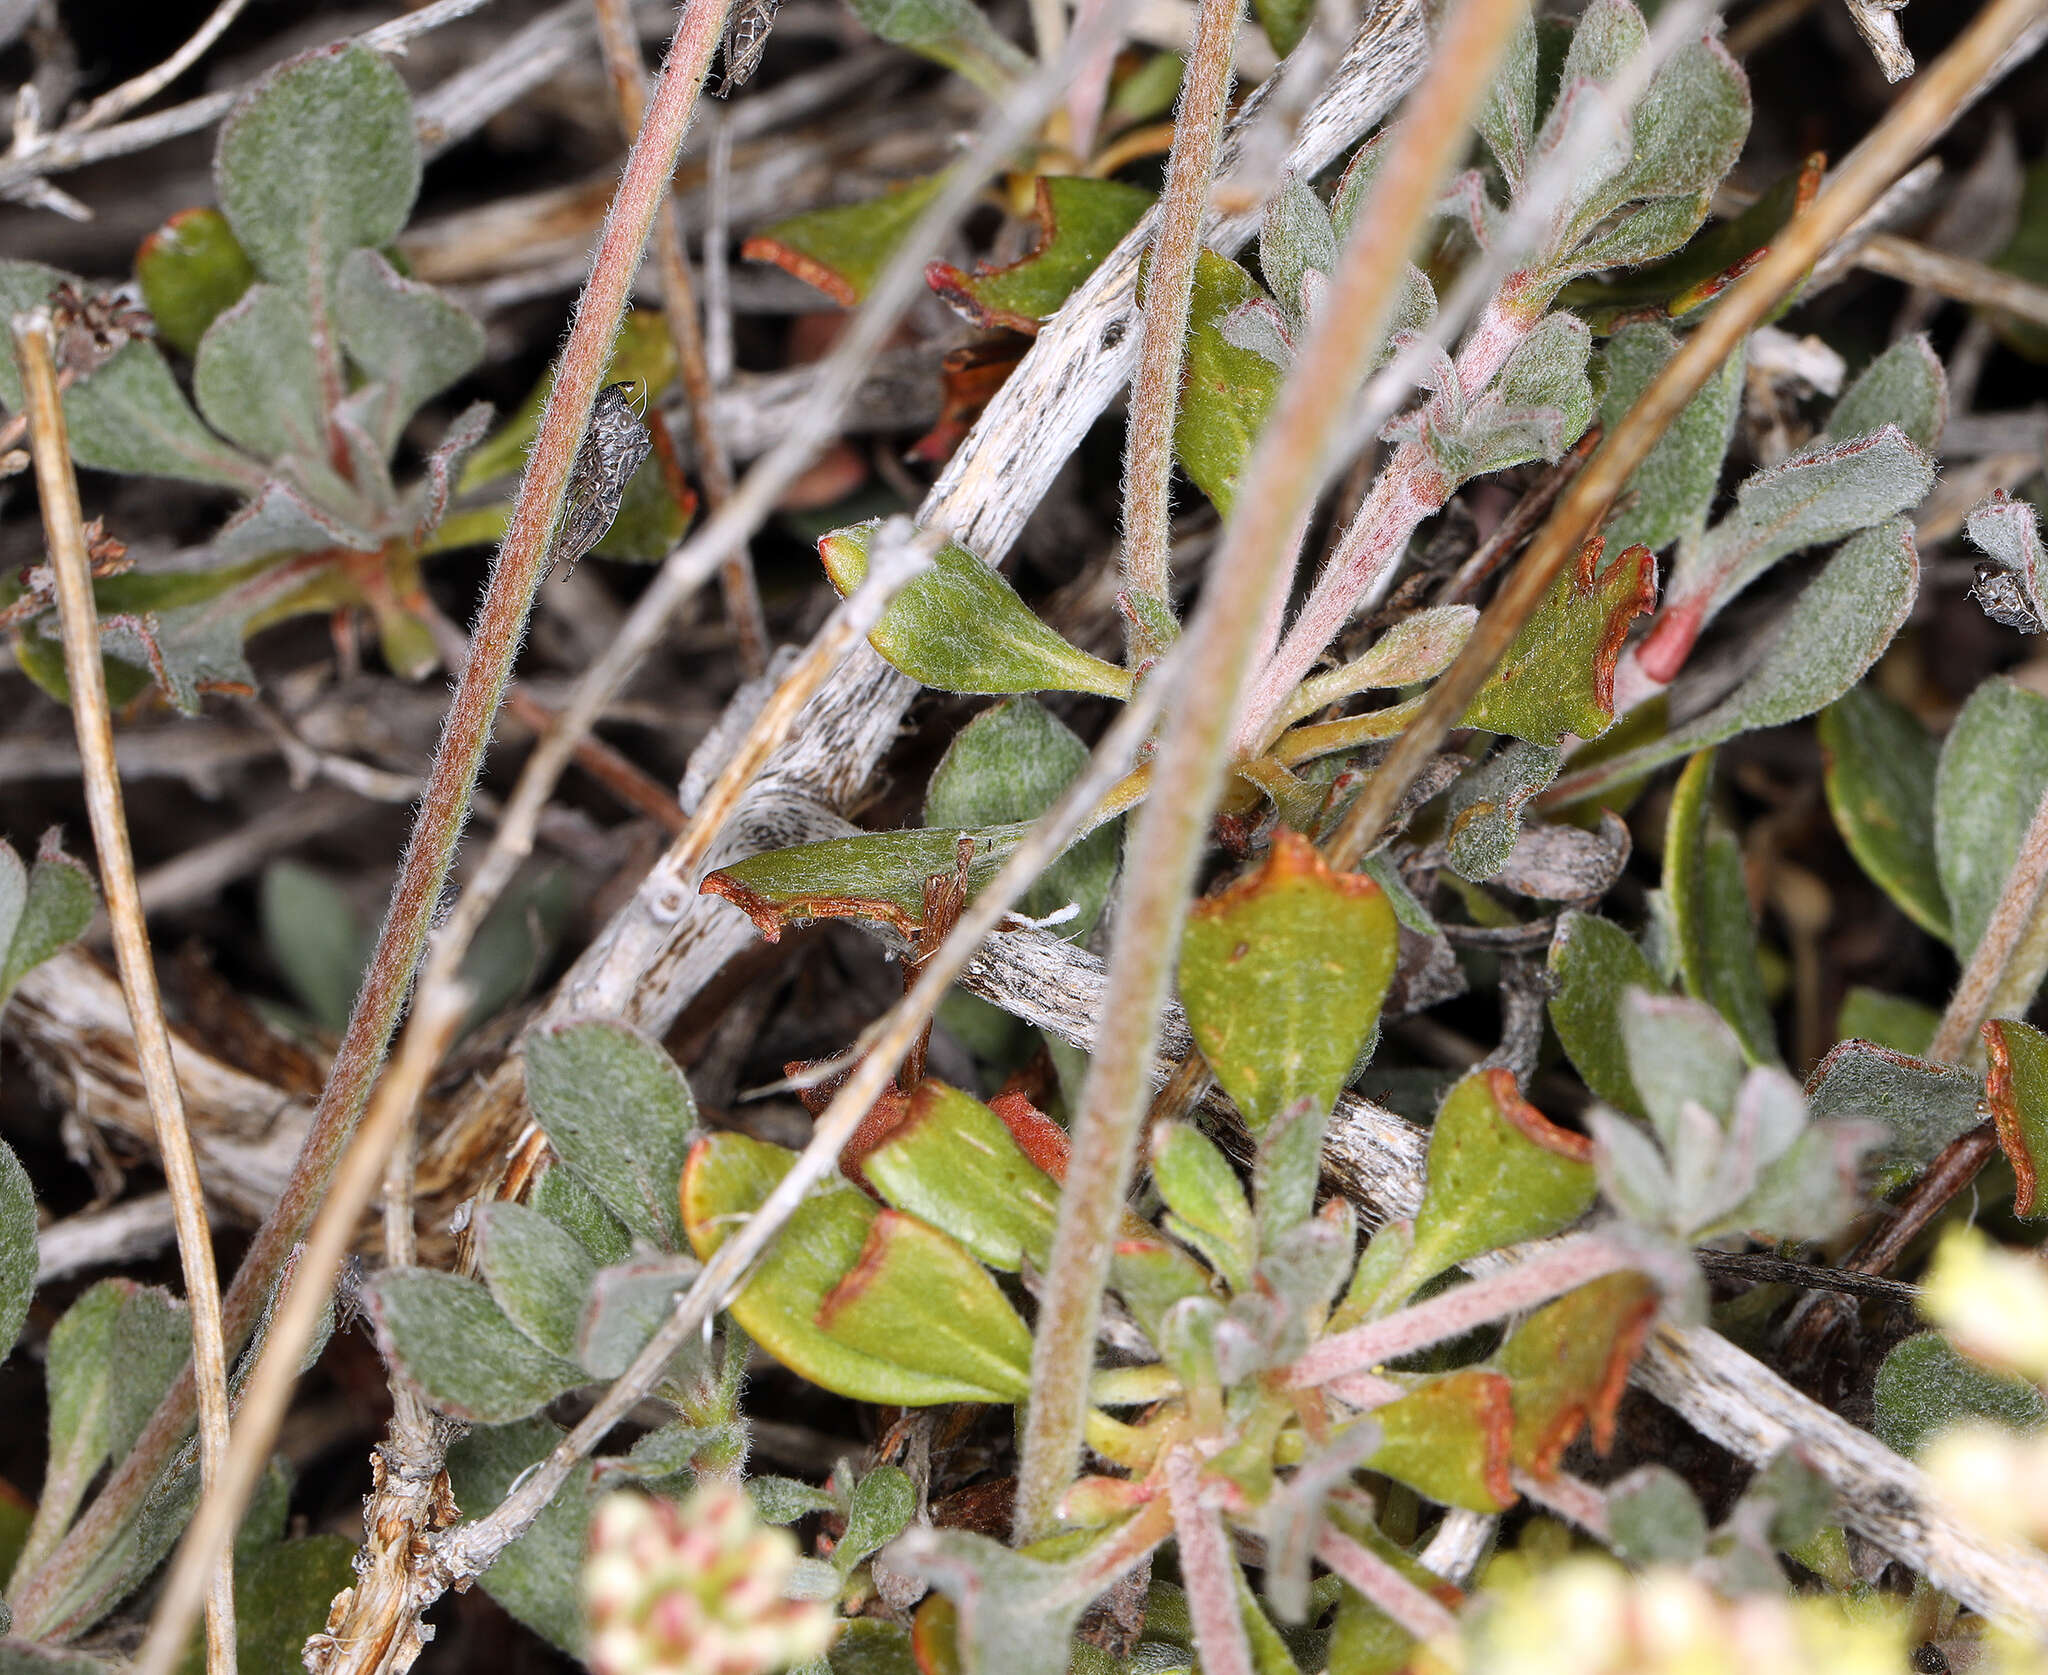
1972 560 2047 635
550 382 653 578
717 0 782 95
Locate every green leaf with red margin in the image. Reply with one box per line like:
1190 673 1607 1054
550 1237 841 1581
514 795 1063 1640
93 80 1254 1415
813 1208 1033 1399
1175 249 1284 517
744 173 948 306
1176 829 1399 1136
1402 1069 1597 1294
1665 749 1779 1066
818 518 1134 699
859 1080 1063 1270
1365 1369 1517 1513
1495 1270 1660 1476
135 207 256 358
681 1131 1025 1404
927 177 1154 335
1818 684 1949 941
1462 535 1654 747
702 822 1027 941
1986 1019 2048 1219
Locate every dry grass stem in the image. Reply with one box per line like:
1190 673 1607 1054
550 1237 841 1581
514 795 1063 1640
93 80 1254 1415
11 310 240 1675
1856 230 2048 328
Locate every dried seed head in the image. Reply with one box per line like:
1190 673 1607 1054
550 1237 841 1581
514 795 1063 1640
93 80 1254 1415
552 382 654 579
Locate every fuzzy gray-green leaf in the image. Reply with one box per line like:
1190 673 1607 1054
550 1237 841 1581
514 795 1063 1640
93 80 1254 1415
0 835 96 1007
523 1020 699 1252
260 861 369 1034
1819 685 1949 941
215 43 420 296
192 283 326 463
1965 490 2048 634
0 1142 33 1365
62 340 261 489
335 248 486 457
1806 1041 1983 1191
1600 321 1741 558
576 1254 701 1378
446 1419 602 1656
1547 911 1664 1119
1259 175 1337 327
1873 1331 2048 1458
367 1269 586 1423
1446 742 1560 881
1935 677 2048 967
1821 334 1947 454
477 1201 600 1359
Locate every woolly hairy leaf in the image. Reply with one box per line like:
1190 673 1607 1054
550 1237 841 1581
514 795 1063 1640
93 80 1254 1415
476 1201 599 1359
575 1254 701 1379
1664 750 1776 1066
1152 1123 1255 1294
1821 333 1947 454
820 520 1132 698
843 0 1032 95
1547 911 1663 1118
1806 1041 1982 1192
929 178 1153 334
0 834 95 1008
1934 677 2048 967
215 43 419 296
193 284 326 463
334 248 486 457
0 1143 31 1367
524 1020 698 1252
1598 321 1740 558
1446 742 1561 882
1259 176 1337 326
260 860 369 1034
1176 830 1398 1134
1819 685 1948 940
367 1270 586 1423
1966 490 2048 635
63 339 262 489
446 1419 602 1656
1873 1331 2048 1458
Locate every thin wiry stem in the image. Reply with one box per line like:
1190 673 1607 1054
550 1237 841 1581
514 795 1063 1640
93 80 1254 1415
1323 0 2048 870
591 0 769 676
132 987 468 1675
1012 0 1529 1547
1118 0 1243 652
4 0 735 1639
69 0 254 131
12 311 238 1675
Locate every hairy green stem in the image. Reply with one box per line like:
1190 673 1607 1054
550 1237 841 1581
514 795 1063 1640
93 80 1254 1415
1010 0 1527 1547
7 0 735 1639
1117 0 1243 654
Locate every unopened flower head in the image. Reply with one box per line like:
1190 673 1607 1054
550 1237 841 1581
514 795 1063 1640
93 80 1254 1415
583 1483 835 1675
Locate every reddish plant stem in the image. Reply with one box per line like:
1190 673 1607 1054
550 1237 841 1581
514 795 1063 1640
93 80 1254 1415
1315 1525 1457 1641
592 0 769 676
1164 1450 1254 1675
1118 0 1243 652
5 0 734 1637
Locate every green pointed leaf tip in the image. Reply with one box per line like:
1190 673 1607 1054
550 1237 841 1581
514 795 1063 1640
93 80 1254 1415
1835 986 1937 1056
839 1465 917 1575
1822 333 1947 455
1619 988 1746 1148
366 1269 586 1423
1935 677 2048 963
1984 1020 2048 1218
1463 535 1654 747
1176 829 1399 1134
924 698 1118 937
682 1131 1030 1404
1818 685 1949 940
860 1080 1061 1270
843 0 1033 94
1176 249 1284 517
215 43 420 296
1152 1121 1256 1292
1366 1369 1517 1512
1547 911 1664 1118
927 177 1153 334
135 207 256 358
523 1019 698 1252
1664 749 1776 1067
744 174 949 306
1406 1069 1597 1290
0 832 97 1007
818 520 1132 699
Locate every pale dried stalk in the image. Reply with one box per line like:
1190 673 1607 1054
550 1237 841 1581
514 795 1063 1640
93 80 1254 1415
1856 230 2048 328
133 987 469 1675
1012 0 1528 1548
1325 0 2048 869
12 311 239 1675
1844 0 1915 81
1118 0 1243 631
7 0 737 1642
69 0 254 131
590 0 769 676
